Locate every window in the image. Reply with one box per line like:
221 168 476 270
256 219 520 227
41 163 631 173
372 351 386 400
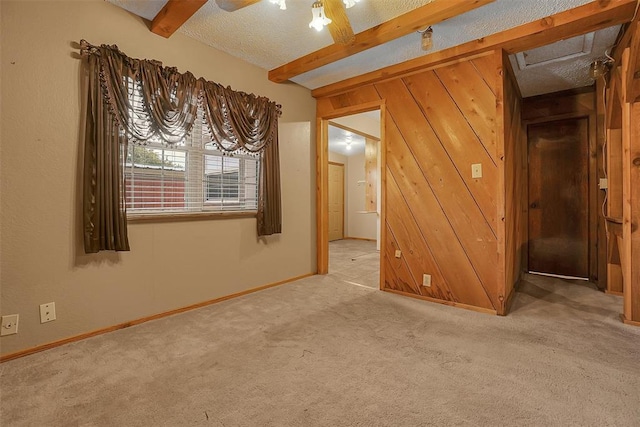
204 153 258 209
124 139 260 215
123 79 260 216
81 41 281 253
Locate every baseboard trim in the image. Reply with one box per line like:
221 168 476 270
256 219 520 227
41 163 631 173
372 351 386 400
499 287 517 316
0 272 315 363
344 237 377 242
605 290 624 297
620 314 640 327
500 275 522 316
382 288 497 315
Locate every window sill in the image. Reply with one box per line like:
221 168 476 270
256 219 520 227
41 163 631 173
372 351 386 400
127 210 257 223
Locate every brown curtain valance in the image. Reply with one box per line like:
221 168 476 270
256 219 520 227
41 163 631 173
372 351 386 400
80 40 282 253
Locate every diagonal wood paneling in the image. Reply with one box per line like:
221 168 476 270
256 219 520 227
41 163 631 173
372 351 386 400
385 224 449 301
317 51 513 314
471 55 498 96
385 173 454 301
376 78 499 309
435 61 498 163
383 112 495 310
403 71 498 233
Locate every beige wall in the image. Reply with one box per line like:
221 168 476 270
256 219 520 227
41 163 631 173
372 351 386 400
328 151 347 164
0 0 316 356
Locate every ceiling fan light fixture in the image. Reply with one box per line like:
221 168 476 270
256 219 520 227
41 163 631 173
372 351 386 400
269 0 286 10
343 0 360 8
309 1 332 32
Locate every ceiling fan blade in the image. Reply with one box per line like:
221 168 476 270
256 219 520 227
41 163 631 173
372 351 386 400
215 0 261 12
323 0 356 45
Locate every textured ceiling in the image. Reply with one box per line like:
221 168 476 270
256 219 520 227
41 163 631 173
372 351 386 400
328 110 380 156
510 26 619 97
328 125 366 157
108 0 621 96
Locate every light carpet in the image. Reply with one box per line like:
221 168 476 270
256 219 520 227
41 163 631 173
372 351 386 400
1 242 639 426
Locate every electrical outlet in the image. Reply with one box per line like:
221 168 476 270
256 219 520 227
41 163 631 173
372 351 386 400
472 163 483 179
395 249 402 258
1 314 19 336
40 302 56 323
422 274 432 287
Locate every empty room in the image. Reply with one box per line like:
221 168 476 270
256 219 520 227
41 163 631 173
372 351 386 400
1 0 640 425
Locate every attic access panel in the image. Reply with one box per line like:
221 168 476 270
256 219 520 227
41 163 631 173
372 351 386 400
515 32 595 70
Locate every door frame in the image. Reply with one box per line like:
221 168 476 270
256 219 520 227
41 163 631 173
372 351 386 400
316 100 386 276
328 161 345 241
524 111 598 282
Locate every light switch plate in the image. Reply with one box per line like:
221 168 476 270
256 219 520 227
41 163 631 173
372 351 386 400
472 163 483 179
395 249 402 258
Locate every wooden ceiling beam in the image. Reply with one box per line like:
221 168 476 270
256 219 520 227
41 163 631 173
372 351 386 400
324 0 356 45
151 0 208 38
268 0 495 83
312 0 638 98
328 121 379 141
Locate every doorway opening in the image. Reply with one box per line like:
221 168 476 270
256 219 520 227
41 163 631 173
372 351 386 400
317 106 383 290
527 117 590 281
517 87 618 318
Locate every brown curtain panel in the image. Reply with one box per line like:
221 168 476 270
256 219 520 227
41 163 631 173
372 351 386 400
80 40 282 253
257 132 282 235
82 44 130 253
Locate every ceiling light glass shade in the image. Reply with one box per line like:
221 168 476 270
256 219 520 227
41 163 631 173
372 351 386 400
309 1 332 32
269 0 286 10
589 59 606 79
421 27 433 51
343 0 360 8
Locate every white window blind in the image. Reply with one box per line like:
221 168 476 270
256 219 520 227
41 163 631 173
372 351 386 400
124 143 259 214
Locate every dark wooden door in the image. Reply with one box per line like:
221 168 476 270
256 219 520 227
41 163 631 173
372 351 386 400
528 118 589 278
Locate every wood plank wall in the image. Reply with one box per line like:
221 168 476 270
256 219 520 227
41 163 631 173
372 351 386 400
318 50 524 315
620 47 640 325
605 76 625 295
501 52 527 307
365 138 377 212
596 78 608 292
626 101 640 325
